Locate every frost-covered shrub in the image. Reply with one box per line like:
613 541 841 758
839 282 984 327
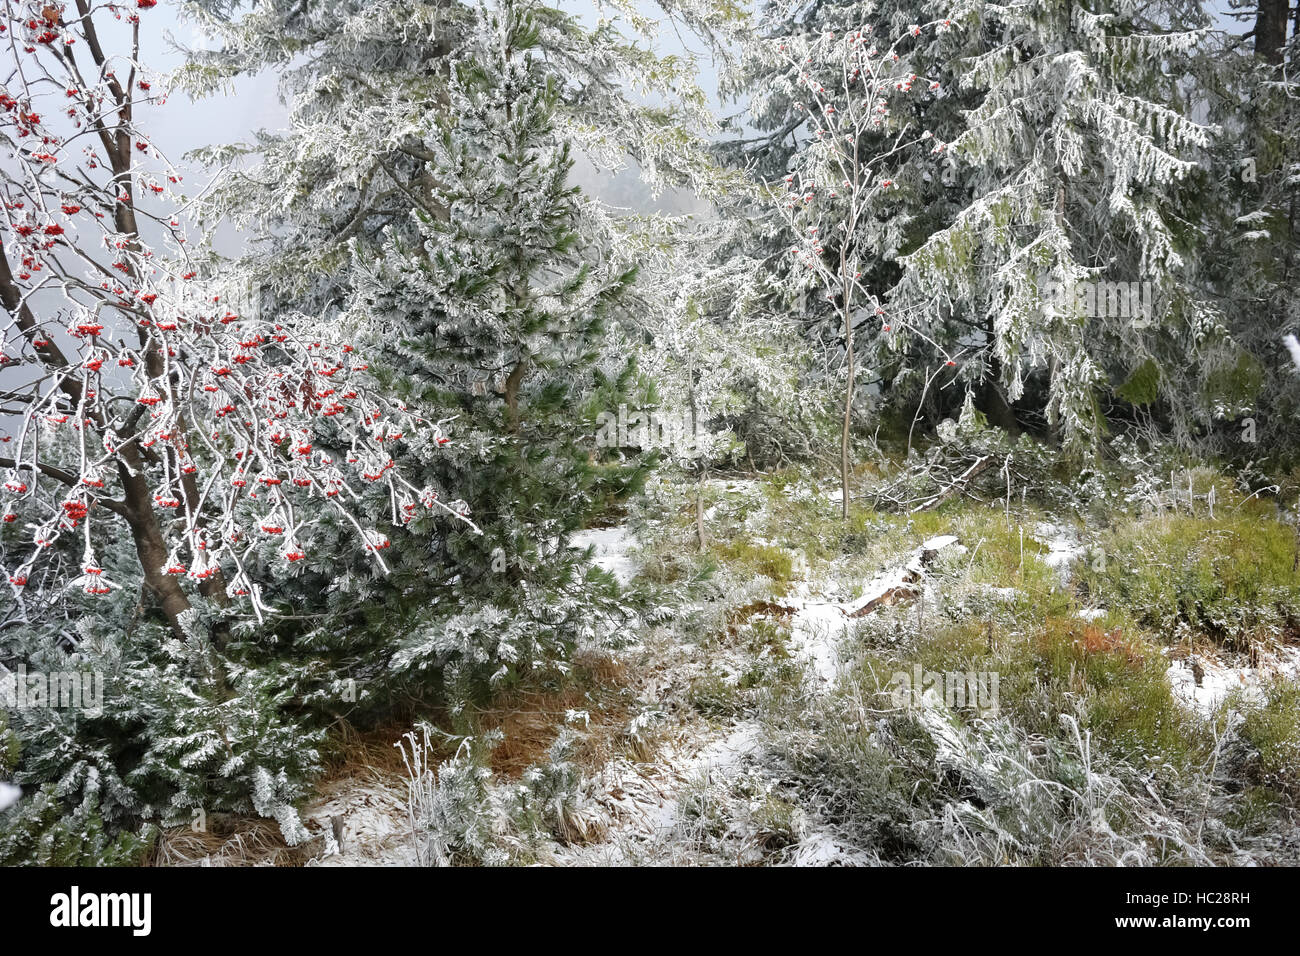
400 726 506 867
4 616 323 848
1079 509 1300 647
0 782 154 868
763 677 1289 864
517 729 603 846
1229 680 1300 800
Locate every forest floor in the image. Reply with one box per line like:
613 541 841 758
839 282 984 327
156 454 1300 866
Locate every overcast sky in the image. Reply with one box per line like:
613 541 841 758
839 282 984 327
142 0 726 226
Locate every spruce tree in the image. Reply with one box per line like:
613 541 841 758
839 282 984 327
729 1 1220 448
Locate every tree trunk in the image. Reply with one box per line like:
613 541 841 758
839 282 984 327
117 450 192 630
841 324 854 520
981 352 1020 435
840 247 855 521
1256 0 1289 64
695 480 707 549
503 357 528 432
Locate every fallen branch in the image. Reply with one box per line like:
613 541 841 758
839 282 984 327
910 455 996 513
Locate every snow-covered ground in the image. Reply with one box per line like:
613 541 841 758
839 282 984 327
787 591 851 684
786 535 963 689
1033 521 1086 586
550 721 765 866
571 525 639 586
1166 645 1300 717
152 483 1300 868
304 777 419 867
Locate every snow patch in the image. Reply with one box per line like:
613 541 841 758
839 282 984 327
787 829 873 866
303 778 419 867
922 534 960 552
550 721 765 865
653 722 764 830
1033 522 1085 585
787 536 963 688
572 525 639 586
788 595 852 684
1166 646 1300 717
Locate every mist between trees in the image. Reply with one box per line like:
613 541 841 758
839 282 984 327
0 0 1297 866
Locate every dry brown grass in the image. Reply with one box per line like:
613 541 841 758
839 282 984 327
463 648 637 778
320 716 430 778
150 817 318 867
573 645 628 684
475 698 630 778
1073 624 1146 664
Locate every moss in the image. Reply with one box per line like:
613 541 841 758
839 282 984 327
1116 358 1161 406
1205 352 1265 409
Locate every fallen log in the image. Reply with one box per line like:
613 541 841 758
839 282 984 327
843 535 961 618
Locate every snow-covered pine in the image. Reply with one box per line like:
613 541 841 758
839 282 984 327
346 0 663 695
179 0 734 301
178 0 730 702
727 1 1232 449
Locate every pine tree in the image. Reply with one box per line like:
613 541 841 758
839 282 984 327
339 0 653 700
177 0 729 705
